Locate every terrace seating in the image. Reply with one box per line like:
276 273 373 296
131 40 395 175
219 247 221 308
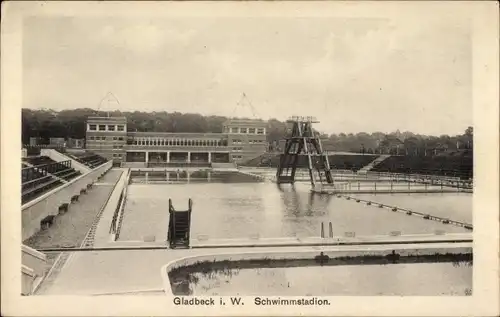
68 152 109 169
21 157 82 204
244 153 375 172
371 153 473 179
24 156 55 166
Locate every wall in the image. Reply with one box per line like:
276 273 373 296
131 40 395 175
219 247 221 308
21 265 36 295
21 245 48 295
22 160 112 241
21 244 48 277
40 149 91 174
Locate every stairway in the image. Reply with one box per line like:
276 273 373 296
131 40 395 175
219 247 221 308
357 155 391 174
168 199 193 248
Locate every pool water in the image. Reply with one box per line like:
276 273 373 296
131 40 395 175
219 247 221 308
170 261 472 296
119 172 471 241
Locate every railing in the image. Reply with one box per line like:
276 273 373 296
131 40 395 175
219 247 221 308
21 161 79 203
22 161 73 181
365 171 472 184
319 180 472 193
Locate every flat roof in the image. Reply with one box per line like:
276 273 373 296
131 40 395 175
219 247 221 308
87 116 127 123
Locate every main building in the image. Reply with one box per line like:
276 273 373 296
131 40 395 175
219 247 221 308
85 116 268 167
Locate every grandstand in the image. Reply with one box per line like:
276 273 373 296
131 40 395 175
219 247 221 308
63 152 109 169
371 150 473 180
243 153 377 172
21 152 109 205
242 151 473 179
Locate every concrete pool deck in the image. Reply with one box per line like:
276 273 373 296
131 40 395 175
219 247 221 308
36 241 472 296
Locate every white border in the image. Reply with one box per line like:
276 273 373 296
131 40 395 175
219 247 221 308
1 1 498 316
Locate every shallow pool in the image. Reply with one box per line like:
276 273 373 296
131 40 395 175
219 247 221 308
170 261 472 296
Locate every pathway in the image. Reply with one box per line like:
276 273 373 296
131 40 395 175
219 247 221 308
31 169 123 294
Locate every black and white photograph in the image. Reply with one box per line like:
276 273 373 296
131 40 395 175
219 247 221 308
1 1 498 316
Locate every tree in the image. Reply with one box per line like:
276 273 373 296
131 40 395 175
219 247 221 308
21 108 474 157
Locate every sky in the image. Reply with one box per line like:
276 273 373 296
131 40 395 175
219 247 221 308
22 5 472 136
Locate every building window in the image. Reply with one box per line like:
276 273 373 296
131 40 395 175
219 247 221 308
231 127 238 133
113 137 118 140
118 137 124 141
249 128 256 134
89 124 97 131
240 128 247 133
257 128 264 134
117 125 124 131
108 125 116 131
99 125 106 131
89 136 95 140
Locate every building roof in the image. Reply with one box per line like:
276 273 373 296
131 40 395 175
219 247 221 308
223 118 267 127
87 116 127 123
128 131 228 138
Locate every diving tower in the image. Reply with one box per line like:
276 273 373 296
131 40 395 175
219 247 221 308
276 116 333 186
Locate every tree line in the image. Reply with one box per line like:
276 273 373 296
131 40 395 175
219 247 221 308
22 108 473 155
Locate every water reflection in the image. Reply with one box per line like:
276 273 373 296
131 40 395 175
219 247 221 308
279 185 332 217
169 254 473 296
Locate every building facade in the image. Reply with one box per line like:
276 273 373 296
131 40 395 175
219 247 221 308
85 116 268 166
85 117 128 164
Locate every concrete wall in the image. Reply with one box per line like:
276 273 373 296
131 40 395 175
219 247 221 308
22 160 112 241
21 245 48 295
109 169 131 241
21 244 48 277
21 265 36 295
41 149 91 174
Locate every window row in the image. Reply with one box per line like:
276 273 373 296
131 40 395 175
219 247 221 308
112 153 123 158
88 136 124 141
232 139 266 144
88 124 125 132
130 138 228 147
232 147 243 151
232 155 243 159
224 127 266 134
